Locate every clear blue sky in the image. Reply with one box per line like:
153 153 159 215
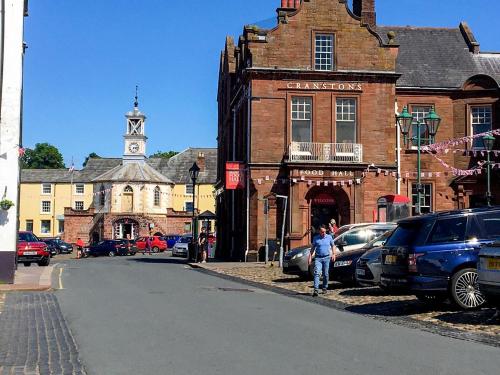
23 0 500 167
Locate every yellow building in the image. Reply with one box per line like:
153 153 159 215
19 170 93 238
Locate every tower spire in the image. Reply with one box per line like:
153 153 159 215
134 85 139 109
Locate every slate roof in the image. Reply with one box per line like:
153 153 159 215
92 162 173 184
377 26 500 88
20 148 217 185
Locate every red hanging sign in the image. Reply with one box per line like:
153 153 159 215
226 162 245 190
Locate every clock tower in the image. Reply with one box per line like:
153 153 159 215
123 87 147 164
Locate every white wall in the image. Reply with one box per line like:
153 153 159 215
0 1 26 260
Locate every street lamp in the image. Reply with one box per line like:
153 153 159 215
483 134 495 206
396 106 441 215
189 162 200 260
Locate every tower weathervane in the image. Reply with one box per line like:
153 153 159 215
134 85 139 108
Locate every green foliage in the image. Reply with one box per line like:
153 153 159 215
0 199 15 210
149 150 178 159
21 143 65 169
83 152 101 167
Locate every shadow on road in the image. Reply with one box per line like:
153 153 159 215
433 309 499 326
339 287 412 297
127 257 187 265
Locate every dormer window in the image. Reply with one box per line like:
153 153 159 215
314 34 334 71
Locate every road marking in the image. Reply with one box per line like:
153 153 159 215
58 267 64 290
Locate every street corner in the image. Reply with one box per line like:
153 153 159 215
0 264 55 293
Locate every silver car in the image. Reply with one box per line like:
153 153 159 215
478 242 500 308
172 235 192 257
283 223 396 278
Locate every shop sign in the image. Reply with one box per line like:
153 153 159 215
312 193 336 205
299 170 355 177
284 81 363 91
226 162 245 190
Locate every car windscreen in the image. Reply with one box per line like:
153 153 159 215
19 233 37 242
179 237 192 243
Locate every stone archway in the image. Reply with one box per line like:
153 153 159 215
305 186 351 233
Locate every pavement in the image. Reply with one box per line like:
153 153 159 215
0 265 54 292
189 261 500 343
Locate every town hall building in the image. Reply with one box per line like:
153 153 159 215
216 0 500 260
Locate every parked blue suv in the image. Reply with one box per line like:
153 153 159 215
380 207 500 309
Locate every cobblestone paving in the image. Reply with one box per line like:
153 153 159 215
0 294 5 314
202 264 500 340
0 293 86 375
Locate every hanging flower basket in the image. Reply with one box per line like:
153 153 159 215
0 199 14 211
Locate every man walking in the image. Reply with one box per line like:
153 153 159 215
309 225 336 297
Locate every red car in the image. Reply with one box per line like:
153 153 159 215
135 236 167 253
18 231 51 267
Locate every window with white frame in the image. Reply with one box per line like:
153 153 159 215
75 184 85 195
412 183 432 215
471 106 492 149
410 105 433 147
41 201 51 214
25 220 34 232
185 201 194 212
336 98 357 143
154 186 161 206
74 201 84 211
291 97 312 143
41 220 51 234
42 183 52 195
314 34 334 71
185 184 194 195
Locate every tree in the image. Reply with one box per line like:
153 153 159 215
21 143 65 169
83 152 101 167
149 150 178 159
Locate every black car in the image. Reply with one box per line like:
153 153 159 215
86 240 135 257
41 238 73 254
381 207 500 309
331 230 393 285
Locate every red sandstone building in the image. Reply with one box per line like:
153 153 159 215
216 0 500 260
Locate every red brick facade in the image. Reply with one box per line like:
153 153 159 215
216 0 499 260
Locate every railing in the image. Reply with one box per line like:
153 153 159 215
288 142 363 163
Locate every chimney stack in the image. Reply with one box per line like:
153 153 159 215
281 0 301 9
197 152 206 172
353 0 376 28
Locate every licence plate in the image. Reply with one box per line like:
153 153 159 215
356 268 365 276
487 258 500 270
23 251 37 256
384 255 398 265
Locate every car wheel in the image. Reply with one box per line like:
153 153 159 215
23 262 31 267
108 251 116 257
450 268 485 310
38 258 50 267
152 246 159 253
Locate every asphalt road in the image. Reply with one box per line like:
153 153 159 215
55 254 499 375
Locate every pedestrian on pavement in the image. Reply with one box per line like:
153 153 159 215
198 228 208 263
309 225 336 297
76 238 84 259
146 236 152 255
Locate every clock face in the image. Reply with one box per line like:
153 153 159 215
129 142 140 153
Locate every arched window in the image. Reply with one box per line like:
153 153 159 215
154 186 161 206
99 184 106 207
122 185 134 212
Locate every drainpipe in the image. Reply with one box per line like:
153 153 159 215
395 100 401 195
231 108 236 259
245 83 251 262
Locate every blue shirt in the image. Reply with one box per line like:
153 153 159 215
312 234 334 258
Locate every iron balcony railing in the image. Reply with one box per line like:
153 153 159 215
288 142 363 163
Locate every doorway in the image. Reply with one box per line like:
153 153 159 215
306 187 350 239
122 224 133 239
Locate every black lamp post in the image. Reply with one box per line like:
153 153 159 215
189 162 200 260
396 106 441 215
483 134 495 206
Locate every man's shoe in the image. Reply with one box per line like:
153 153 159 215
322 289 328 294
312 290 319 297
